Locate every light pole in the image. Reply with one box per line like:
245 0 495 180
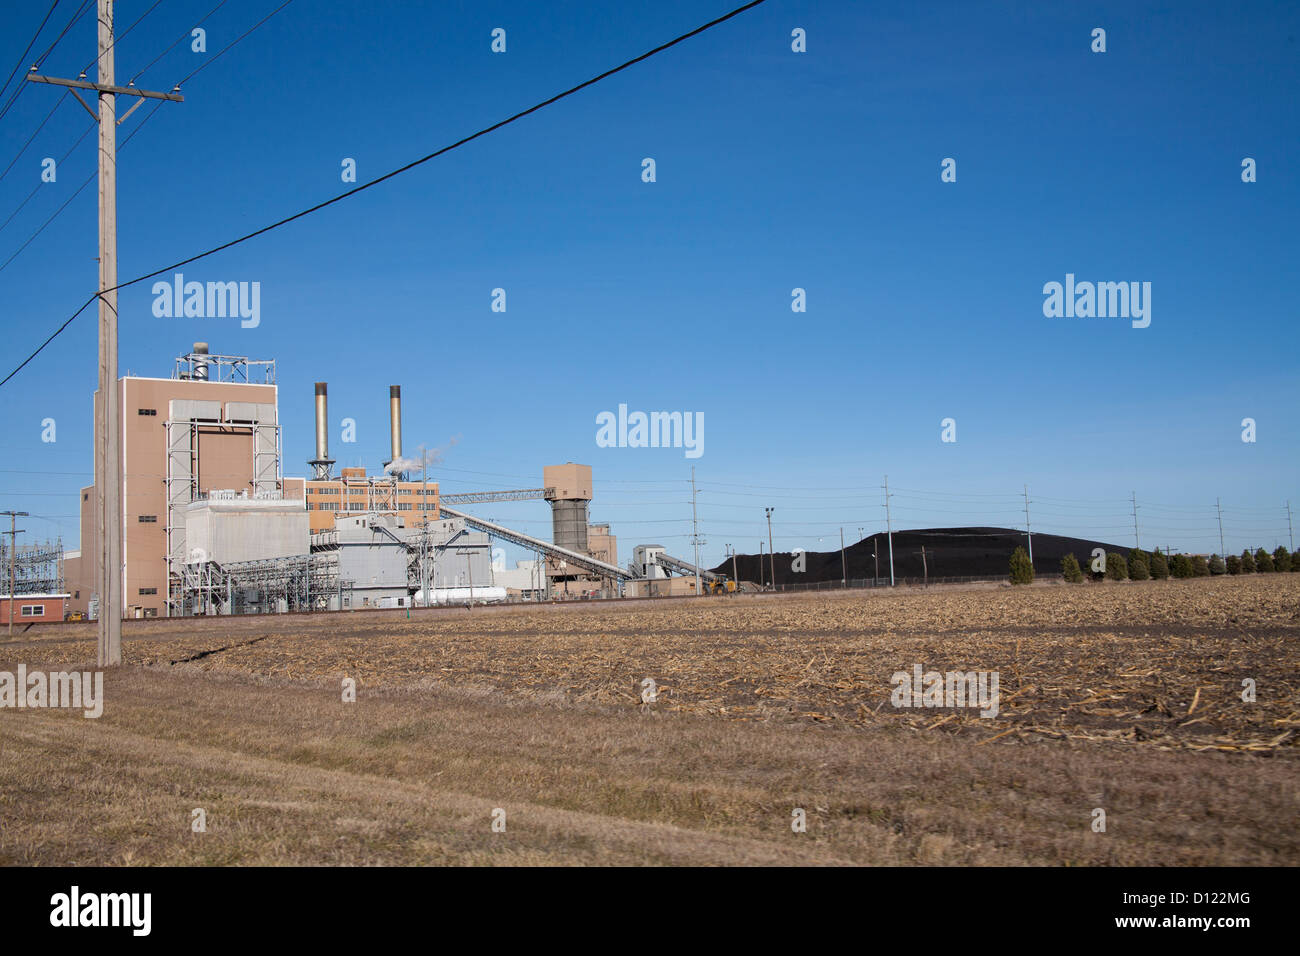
840 527 847 587
765 508 775 591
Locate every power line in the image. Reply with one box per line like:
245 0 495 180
0 0 62 107
0 105 156 273
0 89 70 183
0 116 94 238
128 0 230 85
77 0 168 78
173 0 292 88
0 0 93 122
0 0 287 277
0 0 770 388
31 0 95 71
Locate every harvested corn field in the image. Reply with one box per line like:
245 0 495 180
1 575 1297 865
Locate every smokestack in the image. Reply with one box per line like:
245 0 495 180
389 385 402 465
192 342 209 381
315 383 329 462
308 381 335 480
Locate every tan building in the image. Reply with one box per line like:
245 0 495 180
67 347 281 619
295 467 439 534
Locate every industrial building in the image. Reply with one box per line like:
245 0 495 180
0 593 71 623
59 344 739 619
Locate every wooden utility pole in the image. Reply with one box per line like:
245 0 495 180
3 511 29 638
26 0 183 666
690 467 702 597
765 508 775 591
1022 484 1033 566
839 527 847 587
883 476 895 586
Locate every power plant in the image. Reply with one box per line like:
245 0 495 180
55 344 731 619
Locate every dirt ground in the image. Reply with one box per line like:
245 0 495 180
1 575 1296 865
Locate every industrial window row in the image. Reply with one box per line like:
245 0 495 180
138 587 157 595
138 515 158 523
20 605 44 617
137 408 157 416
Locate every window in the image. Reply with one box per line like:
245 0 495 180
83 493 89 501
137 408 157 416
74 590 80 598
138 587 157 596
138 515 158 523
20 605 44 617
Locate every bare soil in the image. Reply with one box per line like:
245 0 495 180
1 575 1296 865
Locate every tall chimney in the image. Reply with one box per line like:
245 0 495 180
389 385 403 465
315 383 329 462
308 381 335 480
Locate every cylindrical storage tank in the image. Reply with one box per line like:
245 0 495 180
551 498 589 554
414 586 508 605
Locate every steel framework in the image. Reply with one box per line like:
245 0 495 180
0 537 64 594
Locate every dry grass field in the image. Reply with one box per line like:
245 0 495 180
1 575 1296 865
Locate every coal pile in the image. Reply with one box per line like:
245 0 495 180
711 527 1128 586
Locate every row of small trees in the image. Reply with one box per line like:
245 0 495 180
1009 545 1297 584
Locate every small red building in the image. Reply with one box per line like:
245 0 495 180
0 593 70 624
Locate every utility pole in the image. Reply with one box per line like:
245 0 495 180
690 467 702 597
1022 484 1033 566
421 448 429 607
26 0 183 667
1287 501 1294 552
758 539 765 589
1130 491 1140 550
882 476 895 586
919 545 928 588
3 512 29 638
1216 498 1226 559
840 527 847 587
765 507 775 591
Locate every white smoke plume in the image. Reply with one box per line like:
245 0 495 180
385 435 460 475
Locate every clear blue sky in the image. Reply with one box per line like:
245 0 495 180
0 0 1296 568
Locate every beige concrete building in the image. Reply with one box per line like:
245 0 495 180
66 361 280 619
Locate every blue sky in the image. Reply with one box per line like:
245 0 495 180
0 0 1296 568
